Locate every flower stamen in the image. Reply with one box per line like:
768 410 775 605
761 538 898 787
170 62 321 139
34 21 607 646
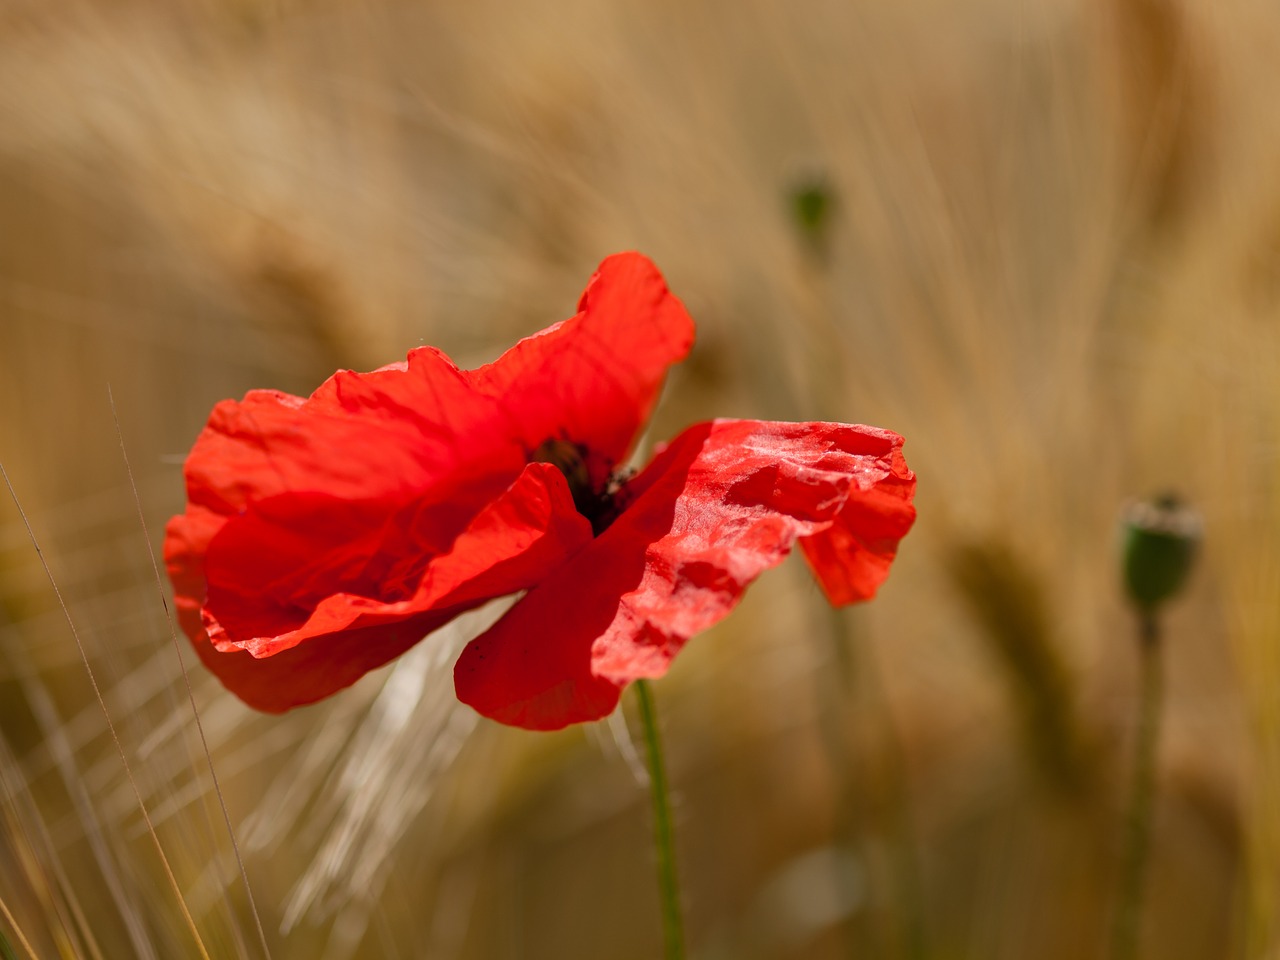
531 437 621 534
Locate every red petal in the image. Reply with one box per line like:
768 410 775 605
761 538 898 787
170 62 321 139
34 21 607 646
453 420 916 729
165 252 691 710
165 463 592 711
179 348 532 570
798 429 916 605
469 252 695 487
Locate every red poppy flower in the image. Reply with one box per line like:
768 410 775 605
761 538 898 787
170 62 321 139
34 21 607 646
164 253 916 730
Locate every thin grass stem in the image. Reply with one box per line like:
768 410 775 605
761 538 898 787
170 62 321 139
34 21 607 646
0 460 212 960
109 387 272 960
0 895 37 960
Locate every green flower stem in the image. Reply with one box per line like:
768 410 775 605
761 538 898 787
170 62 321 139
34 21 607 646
634 679 686 960
1110 613 1164 960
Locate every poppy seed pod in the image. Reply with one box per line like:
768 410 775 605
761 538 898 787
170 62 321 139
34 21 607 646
1120 495 1202 614
791 177 832 239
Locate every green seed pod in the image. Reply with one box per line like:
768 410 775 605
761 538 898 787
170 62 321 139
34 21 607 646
1120 494 1202 613
791 178 832 238
788 172 835 262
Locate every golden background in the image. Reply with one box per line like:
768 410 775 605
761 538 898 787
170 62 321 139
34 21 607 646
0 1 1274 957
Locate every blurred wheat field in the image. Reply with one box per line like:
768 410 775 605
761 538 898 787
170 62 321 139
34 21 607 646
1 0 1278 957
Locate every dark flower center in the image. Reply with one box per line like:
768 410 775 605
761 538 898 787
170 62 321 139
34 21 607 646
531 437 625 535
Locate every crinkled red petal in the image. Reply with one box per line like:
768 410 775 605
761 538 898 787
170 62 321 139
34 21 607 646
453 419 916 730
798 429 916 605
165 463 592 711
164 252 691 709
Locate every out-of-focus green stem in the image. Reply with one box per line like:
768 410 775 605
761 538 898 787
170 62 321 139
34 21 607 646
1110 613 1163 960
821 606 927 959
635 679 685 960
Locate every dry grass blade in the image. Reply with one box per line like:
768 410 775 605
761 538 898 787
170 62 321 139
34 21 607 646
4 667 120 960
0 460 213 960
108 387 272 960
0 893 38 960
0 713 107 960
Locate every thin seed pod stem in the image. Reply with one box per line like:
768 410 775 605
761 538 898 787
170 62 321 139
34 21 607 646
1110 613 1164 960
